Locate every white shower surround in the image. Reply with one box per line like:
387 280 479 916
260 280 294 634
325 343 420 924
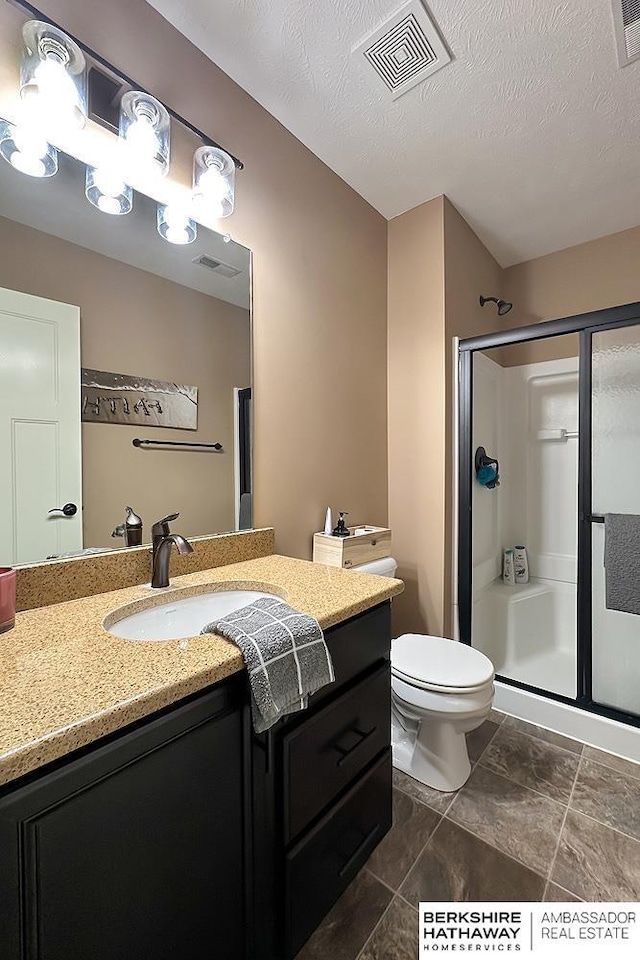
465 348 640 764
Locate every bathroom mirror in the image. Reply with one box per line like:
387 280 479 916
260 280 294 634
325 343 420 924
0 144 252 566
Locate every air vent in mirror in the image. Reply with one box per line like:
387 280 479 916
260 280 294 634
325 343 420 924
192 254 242 278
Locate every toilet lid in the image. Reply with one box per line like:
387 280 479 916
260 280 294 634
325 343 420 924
391 634 494 690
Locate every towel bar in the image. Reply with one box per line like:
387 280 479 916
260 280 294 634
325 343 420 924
132 438 223 451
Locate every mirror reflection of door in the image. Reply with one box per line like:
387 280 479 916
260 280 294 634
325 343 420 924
0 286 82 565
236 386 251 530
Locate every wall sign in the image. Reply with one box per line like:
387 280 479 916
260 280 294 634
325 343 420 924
81 369 198 430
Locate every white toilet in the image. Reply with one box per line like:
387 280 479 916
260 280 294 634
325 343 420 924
391 633 494 791
353 557 495 792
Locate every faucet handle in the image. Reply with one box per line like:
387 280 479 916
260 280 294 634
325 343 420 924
152 512 179 537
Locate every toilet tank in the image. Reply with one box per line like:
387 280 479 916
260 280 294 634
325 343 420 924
350 557 398 577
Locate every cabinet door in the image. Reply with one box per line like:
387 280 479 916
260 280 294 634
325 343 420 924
0 681 246 960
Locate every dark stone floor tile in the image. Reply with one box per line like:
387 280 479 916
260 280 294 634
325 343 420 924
552 810 640 901
544 882 582 902
400 818 545 903
467 719 500 763
481 724 580 803
503 716 583 754
571 758 640 841
582 746 640 781
359 897 418 960
447 765 565 875
367 789 440 890
393 769 457 814
490 709 506 724
296 869 391 960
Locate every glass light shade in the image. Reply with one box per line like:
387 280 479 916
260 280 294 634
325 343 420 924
192 145 235 218
20 20 87 133
157 203 197 244
85 165 133 215
119 91 170 179
0 119 57 177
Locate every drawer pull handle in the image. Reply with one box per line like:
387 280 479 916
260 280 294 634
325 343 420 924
333 726 377 767
338 824 381 878
371 539 377 546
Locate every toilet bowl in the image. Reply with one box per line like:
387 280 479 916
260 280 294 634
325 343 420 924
351 557 495 793
391 634 494 791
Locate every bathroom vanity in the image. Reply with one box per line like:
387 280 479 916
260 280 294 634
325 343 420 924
0 555 402 960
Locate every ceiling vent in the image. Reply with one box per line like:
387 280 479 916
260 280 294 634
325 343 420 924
192 254 242 278
353 1 451 100
612 0 640 66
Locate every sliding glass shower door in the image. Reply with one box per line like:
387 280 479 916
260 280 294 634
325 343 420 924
458 301 640 729
590 322 640 718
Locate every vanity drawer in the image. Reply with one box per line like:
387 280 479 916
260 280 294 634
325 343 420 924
314 602 391 706
283 663 390 842
285 750 391 958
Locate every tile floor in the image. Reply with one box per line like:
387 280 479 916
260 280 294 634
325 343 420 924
297 710 640 960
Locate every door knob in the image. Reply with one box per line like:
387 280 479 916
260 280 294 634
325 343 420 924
48 503 78 517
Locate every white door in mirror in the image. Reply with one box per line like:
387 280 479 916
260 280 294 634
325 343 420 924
0 287 82 564
106 589 278 641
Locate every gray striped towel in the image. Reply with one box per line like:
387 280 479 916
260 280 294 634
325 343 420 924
201 597 335 732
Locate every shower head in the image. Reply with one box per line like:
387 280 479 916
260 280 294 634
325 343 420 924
479 295 513 316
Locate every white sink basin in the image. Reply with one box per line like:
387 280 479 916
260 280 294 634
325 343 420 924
106 589 278 641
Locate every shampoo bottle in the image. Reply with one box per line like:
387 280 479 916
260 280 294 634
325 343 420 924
514 545 529 584
503 548 515 585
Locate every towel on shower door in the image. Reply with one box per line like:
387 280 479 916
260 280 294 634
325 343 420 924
604 513 640 615
201 597 334 732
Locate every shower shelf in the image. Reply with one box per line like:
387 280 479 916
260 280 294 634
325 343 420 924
536 429 578 441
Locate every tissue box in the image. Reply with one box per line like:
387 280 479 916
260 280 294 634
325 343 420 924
312 526 391 569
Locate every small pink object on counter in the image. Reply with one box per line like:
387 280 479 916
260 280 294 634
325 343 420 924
0 567 16 634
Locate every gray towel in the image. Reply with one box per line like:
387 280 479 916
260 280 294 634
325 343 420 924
202 597 334 732
604 513 640 615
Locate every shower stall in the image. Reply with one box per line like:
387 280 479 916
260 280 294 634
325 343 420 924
457 301 640 752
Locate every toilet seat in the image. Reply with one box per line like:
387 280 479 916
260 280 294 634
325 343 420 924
391 634 494 694
392 672 494 716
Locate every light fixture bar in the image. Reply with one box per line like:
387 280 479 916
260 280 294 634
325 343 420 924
8 0 244 169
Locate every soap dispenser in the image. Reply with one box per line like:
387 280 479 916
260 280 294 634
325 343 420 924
111 506 143 547
332 511 350 537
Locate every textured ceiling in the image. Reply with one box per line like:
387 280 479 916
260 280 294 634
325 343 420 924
146 0 640 266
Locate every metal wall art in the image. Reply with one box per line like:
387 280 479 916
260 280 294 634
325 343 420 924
81 369 198 429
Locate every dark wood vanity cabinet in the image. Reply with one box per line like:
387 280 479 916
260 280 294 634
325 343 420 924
252 601 393 959
0 601 392 960
0 677 249 960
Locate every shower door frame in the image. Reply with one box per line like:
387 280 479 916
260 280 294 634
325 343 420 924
458 300 640 730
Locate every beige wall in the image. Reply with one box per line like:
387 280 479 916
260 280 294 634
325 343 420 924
388 197 446 636
442 200 504 632
387 198 504 638
26 0 389 561
503 224 640 326
491 226 640 364
0 215 250 547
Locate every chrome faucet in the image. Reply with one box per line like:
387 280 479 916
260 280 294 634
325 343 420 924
151 513 194 588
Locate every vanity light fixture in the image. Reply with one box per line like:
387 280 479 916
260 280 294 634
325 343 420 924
0 118 57 177
119 91 170 180
85 165 133 215
192 145 235 218
20 20 87 133
157 203 197 244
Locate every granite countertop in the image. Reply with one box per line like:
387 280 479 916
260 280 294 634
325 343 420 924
0 555 404 787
